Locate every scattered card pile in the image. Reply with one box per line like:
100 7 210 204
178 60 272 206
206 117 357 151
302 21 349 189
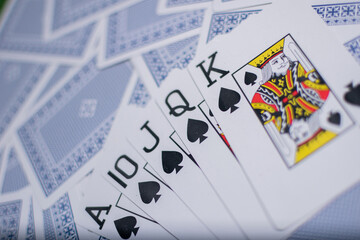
0 0 359 239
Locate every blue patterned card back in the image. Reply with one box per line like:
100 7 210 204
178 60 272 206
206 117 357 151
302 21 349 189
141 9 259 88
207 10 261 43
52 0 125 31
312 2 360 26
289 182 360 239
0 0 94 58
36 65 71 103
18 59 133 197
0 199 22 239
1 147 29 194
43 193 78 240
143 35 199 87
0 60 47 139
128 78 151 107
344 35 360 64
106 0 204 59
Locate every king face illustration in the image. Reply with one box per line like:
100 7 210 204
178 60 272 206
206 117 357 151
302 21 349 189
233 35 352 167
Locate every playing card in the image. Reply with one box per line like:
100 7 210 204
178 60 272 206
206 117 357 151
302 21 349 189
132 42 254 238
94 78 216 238
126 99 245 239
34 65 73 106
43 0 140 40
134 20 298 237
133 34 200 90
0 142 29 194
99 137 217 239
0 0 357 237
132 4 266 92
0 0 97 64
33 192 80 239
69 171 175 239
15 55 138 208
234 34 353 167
212 0 271 12
0 59 50 145
197 4 264 51
197 0 360 125
188 0 360 228
154 68 305 238
344 32 360 64
311 0 360 64
157 0 212 14
98 0 205 68
0 188 31 239
311 0 360 27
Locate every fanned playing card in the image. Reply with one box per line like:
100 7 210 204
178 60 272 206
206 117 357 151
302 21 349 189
233 34 352 167
188 0 360 229
69 171 174 240
126 100 245 239
154 68 303 238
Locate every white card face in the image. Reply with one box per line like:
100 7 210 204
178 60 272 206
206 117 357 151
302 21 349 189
99 136 216 239
188 0 360 229
126 100 245 239
154 68 303 238
69 171 174 240
76 224 103 240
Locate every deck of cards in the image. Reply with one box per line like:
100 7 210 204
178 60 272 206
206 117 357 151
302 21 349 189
0 0 360 239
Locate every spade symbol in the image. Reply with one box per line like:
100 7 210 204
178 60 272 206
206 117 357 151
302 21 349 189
138 181 161 204
162 151 183 174
114 216 139 239
344 82 360 106
244 71 257 86
328 112 341 126
187 119 209 144
218 88 241 113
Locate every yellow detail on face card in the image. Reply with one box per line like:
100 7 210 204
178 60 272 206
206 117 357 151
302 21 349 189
233 34 351 168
